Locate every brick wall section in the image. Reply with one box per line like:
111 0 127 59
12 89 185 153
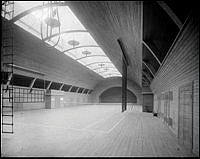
150 13 199 155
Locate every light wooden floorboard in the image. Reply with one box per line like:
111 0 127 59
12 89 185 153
1 105 197 157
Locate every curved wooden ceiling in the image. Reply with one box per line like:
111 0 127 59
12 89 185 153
2 1 194 89
68 1 143 87
68 1 194 88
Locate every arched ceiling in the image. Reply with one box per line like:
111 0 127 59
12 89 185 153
2 1 195 88
67 1 143 87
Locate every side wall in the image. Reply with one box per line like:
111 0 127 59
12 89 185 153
150 13 199 155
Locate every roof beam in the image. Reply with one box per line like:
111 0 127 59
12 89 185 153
85 61 112 67
143 61 155 78
157 1 182 29
76 87 80 93
75 55 106 61
78 88 84 93
142 79 150 86
81 88 85 94
142 77 149 83
29 78 37 93
154 12 192 78
5 73 13 93
68 85 73 92
88 90 93 94
92 66 115 71
87 89 91 95
7 64 45 76
117 38 130 66
143 41 161 65
46 81 52 90
63 45 99 53
59 83 65 91
142 72 152 82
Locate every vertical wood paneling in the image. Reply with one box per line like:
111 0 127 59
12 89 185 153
178 82 193 151
69 1 142 86
150 13 199 155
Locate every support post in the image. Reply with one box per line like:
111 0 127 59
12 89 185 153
117 38 129 113
122 58 127 112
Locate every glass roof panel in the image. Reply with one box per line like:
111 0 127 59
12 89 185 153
51 32 98 52
86 62 115 70
78 56 110 65
14 16 41 39
6 1 121 78
4 1 43 19
65 47 105 59
95 67 118 73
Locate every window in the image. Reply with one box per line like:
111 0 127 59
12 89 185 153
13 87 44 103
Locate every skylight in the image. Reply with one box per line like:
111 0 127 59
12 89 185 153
2 1 121 78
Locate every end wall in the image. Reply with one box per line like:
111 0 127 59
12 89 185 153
91 77 142 104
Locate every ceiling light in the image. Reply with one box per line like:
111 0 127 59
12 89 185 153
44 17 61 28
68 40 80 47
98 63 105 67
82 50 91 56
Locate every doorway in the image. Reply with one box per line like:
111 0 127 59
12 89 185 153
178 82 193 152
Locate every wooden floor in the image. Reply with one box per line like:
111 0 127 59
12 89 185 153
1 104 196 157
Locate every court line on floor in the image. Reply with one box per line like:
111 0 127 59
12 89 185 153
82 112 120 130
83 114 126 134
106 116 126 133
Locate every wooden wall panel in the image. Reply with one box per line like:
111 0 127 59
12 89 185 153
153 94 158 113
151 13 199 155
193 79 199 154
178 82 193 151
